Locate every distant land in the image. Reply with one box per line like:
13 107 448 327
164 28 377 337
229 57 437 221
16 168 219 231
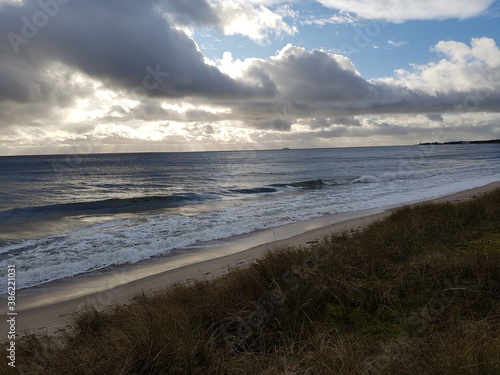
419 139 500 145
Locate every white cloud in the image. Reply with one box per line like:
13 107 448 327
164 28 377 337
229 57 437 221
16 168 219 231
275 4 300 19
316 0 494 22
387 37 500 94
213 1 297 44
388 40 408 47
303 13 359 26
249 0 298 5
433 37 500 67
216 52 251 78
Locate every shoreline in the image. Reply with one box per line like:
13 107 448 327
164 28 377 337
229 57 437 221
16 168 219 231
2 181 499 337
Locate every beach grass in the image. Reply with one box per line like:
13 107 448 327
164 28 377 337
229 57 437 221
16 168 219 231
2 189 499 374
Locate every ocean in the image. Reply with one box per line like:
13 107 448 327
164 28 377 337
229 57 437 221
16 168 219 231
0 145 499 290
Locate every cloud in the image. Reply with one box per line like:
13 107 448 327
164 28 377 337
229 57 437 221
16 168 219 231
0 0 274 105
226 38 500 129
433 37 500 66
316 0 494 22
244 0 294 5
158 0 220 26
304 117 362 128
254 44 373 102
388 37 500 96
117 99 229 123
0 0 499 155
215 0 297 44
426 114 444 122
226 44 412 122
7 0 461 125
311 114 499 143
254 118 293 131
303 13 359 26
388 40 408 47
159 0 297 44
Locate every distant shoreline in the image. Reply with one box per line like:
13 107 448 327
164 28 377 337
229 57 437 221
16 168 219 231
419 139 500 145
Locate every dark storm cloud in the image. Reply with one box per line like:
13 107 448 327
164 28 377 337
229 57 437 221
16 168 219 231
0 0 274 105
313 123 424 139
306 116 362 128
333 117 362 126
158 0 220 26
254 118 293 131
314 122 499 140
1 0 500 147
254 45 376 103
426 114 444 122
229 45 443 125
121 100 225 123
0 58 43 103
228 43 500 130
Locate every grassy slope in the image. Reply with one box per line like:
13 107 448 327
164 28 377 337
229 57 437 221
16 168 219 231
2 189 499 374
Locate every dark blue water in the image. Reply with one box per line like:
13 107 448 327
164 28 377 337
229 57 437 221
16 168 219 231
0 145 498 289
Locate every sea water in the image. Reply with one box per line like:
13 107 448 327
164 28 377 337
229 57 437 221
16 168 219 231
0 145 499 289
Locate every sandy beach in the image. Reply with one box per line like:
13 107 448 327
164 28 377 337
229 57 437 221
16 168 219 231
2 181 499 338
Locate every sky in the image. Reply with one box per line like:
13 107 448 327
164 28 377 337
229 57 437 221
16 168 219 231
0 0 499 155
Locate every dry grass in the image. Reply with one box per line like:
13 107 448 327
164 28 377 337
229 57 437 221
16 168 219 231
2 189 499 374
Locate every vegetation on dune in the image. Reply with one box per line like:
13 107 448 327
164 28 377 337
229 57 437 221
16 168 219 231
2 189 499 374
